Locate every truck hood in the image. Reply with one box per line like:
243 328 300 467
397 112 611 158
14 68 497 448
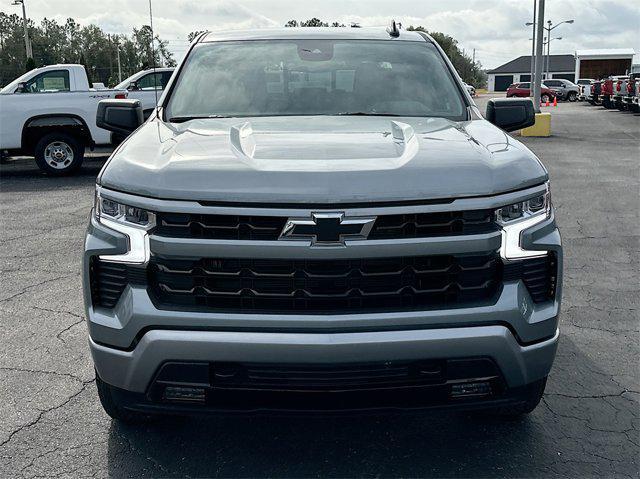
100 116 547 204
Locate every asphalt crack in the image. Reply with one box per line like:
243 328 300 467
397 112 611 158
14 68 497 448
0 379 95 449
0 274 78 303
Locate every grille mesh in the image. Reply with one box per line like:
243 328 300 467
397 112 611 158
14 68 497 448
89 259 145 308
148 253 502 313
368 210 496 239
154 210 497 241
503 254 557 303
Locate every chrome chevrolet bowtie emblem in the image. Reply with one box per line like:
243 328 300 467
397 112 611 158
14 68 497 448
280 212 376 245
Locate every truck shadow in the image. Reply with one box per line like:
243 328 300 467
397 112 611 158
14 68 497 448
105 334 632 478
0 156 106 191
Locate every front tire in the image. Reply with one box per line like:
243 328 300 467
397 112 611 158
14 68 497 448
541 94 550 103
34 132 84 175
96 373 152 424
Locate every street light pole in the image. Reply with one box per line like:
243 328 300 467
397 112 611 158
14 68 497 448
546 37 562 79
543 19 574 80
533 0 545 112
529 0 537 82
12 0 32 60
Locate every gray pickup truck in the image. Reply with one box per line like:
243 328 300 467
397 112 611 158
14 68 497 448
84 26 562 422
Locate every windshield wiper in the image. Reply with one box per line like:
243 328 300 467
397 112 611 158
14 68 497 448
168 115 231 123
335 112 402 117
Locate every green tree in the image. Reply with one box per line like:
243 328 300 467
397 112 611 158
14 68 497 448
285 18 343 28
0 14 176 87
407 26 487 88
187 30 206 43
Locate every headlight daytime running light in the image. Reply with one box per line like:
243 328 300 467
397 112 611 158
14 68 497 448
94 188 155 264
497 183 551 261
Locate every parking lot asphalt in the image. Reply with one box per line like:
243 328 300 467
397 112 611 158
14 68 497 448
0 98 638 478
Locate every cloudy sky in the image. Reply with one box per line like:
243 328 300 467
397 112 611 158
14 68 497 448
4 0 639 68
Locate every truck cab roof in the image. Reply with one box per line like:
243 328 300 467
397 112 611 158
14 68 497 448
201 27 430 43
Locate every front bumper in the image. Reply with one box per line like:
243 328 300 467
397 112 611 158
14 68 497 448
84 184 562 405
92 325 558 395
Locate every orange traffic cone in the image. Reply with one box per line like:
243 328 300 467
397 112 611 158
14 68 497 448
553 97 557 107
545 98 550 107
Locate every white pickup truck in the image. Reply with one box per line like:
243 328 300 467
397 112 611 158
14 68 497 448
0 64 128 175
113 68 174 117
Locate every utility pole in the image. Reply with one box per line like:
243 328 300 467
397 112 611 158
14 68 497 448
116 43 122 83
472 48 476 65
529 0 537 82
12 0 33 60
116 42 122 83
533 0 545 112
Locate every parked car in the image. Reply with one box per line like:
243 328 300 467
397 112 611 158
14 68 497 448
0 64 127 174
463 82 476 96
588 80 602 105
114 68 174 117
622 74 640 113
86 27 561 422
577 78 595 101
600 76 627 109
506 82 555 103
544 79 579 102
613 76 630 110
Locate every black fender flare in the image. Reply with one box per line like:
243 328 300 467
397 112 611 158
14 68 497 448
21 114 94 152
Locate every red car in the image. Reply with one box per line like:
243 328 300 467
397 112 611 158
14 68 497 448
506 82 556 103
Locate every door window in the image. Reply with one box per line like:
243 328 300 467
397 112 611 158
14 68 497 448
137 73 165 91
24 70 70 93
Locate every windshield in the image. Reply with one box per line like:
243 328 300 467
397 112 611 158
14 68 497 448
165 40 467 120
114 72 142 90
0 68 38 94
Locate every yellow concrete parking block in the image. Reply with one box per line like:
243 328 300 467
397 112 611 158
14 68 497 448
521 112 551 137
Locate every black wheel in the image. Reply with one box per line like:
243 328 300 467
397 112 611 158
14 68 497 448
568 92 577 102
34 132 84 175
541 94 550 103
96 372 152 423
491 377 547 418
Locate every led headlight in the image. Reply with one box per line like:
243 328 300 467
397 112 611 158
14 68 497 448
497 184 551 261
94 188 155 264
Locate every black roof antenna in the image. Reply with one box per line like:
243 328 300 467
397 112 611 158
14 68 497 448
387 20 400 38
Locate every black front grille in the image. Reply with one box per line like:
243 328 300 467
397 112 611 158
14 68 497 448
211 360 448 391
148 252 502 314
154 209 497 241
89 259 146 308
154 213 287 240
503 253 557 303
368 210 496 239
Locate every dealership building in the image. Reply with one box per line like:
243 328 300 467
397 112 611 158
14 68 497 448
487 49 636 92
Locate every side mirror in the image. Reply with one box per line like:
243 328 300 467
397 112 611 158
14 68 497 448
96 99 143 137
128 81 140 91
486 98 535 132
14 81 28 93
